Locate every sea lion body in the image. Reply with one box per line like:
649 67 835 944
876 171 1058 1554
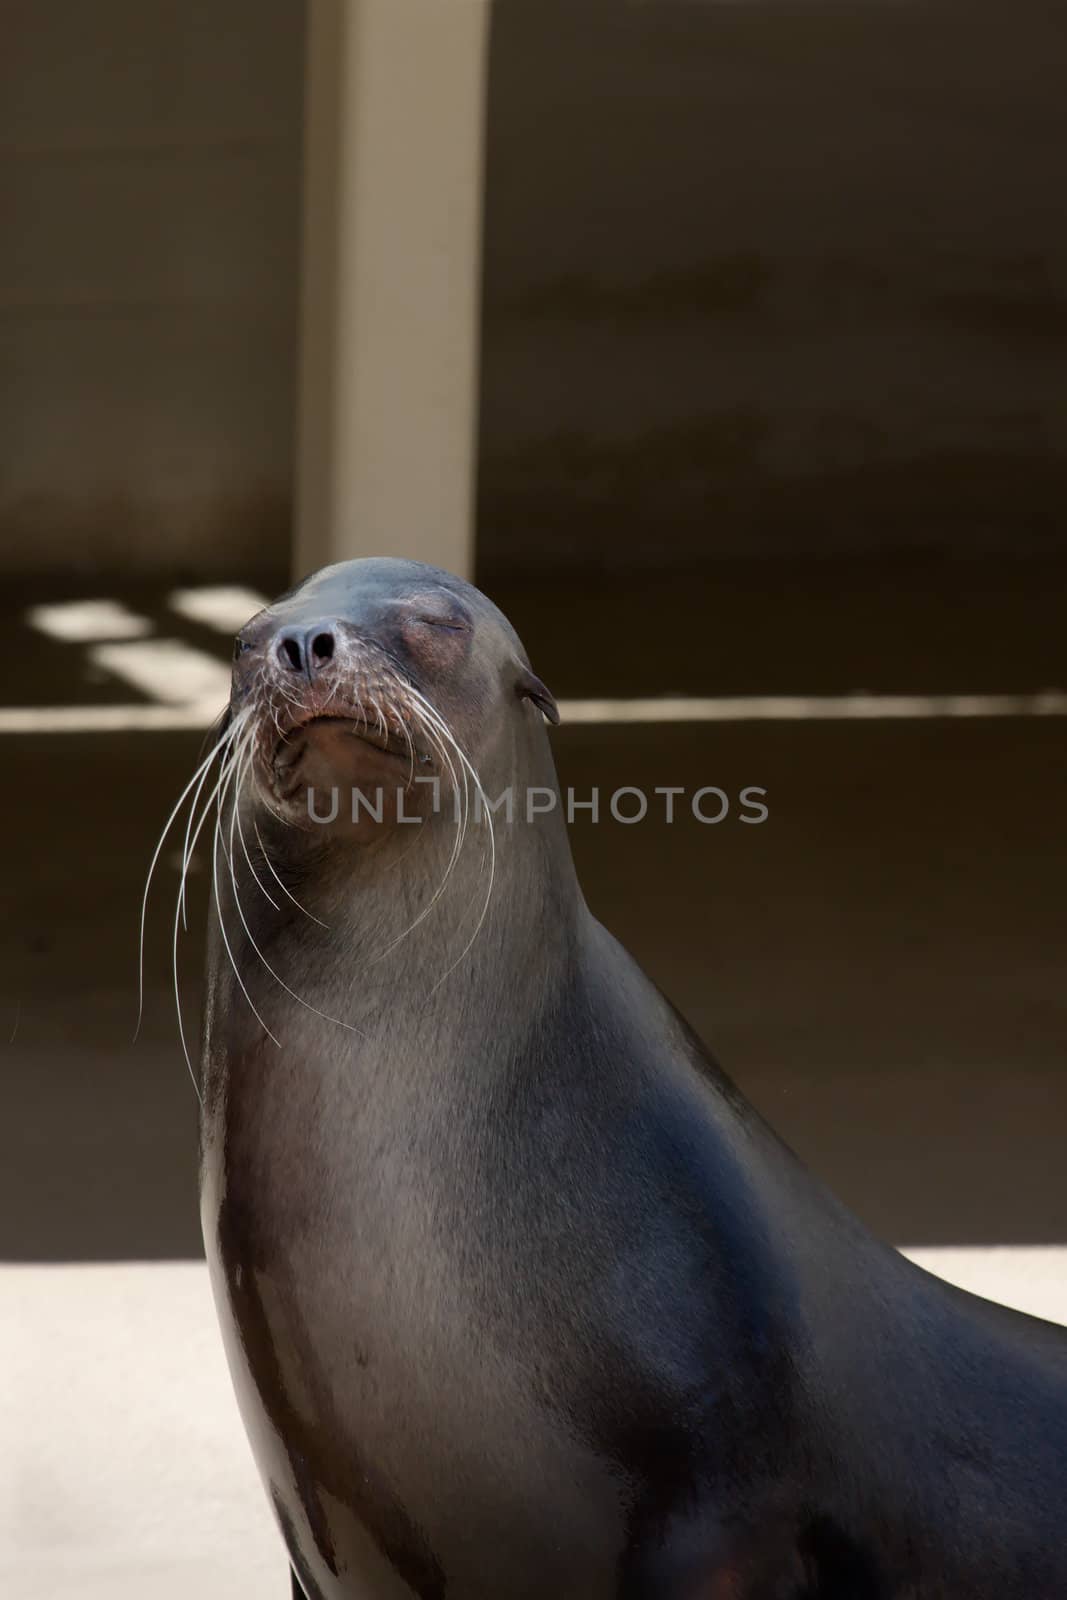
198 559 1067 1599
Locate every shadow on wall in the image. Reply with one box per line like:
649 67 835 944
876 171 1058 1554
476 0 1067 574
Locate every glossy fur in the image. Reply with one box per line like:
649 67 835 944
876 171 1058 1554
199 559 1067 1599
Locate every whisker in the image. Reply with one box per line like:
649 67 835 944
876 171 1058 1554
367 714 465 963
426 736 497 997
136 714 240 1041
365 681 493 975
398 684 498 983
232 744 280 911
171 753 240 1100
210 759 281 1048
410 690 471 846
178 708 250 933
252 817 329 928
219 758 365 1038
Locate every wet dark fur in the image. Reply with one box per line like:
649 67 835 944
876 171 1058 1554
198 559 1067 1600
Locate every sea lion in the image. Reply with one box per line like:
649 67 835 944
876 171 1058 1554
196 557 1067 1600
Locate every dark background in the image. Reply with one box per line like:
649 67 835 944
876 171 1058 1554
2 0 1065 1260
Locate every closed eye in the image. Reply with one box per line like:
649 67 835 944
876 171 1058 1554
415 614 470 633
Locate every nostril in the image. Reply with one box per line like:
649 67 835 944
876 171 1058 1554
279 636 304 673
276 624 335 676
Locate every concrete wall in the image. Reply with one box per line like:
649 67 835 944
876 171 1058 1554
4 1 1066 580
0 0 304 582
476 0 1067 576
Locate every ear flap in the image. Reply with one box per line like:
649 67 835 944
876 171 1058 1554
517 667 560 726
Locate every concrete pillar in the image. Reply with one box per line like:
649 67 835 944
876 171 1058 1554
294 0 490 583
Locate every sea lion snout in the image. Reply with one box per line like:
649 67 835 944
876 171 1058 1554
226 610 423 835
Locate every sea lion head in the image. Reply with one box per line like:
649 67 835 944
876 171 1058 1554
226 558 559 843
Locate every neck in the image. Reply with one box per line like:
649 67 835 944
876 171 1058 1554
210 718 585 1050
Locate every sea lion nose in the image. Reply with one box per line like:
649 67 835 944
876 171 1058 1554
275 623 337 679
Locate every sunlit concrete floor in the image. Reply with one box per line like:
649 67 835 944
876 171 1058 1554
5 1251 1067 1600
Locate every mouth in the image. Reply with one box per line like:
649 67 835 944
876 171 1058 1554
274 711 408 762
269 710 414 801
